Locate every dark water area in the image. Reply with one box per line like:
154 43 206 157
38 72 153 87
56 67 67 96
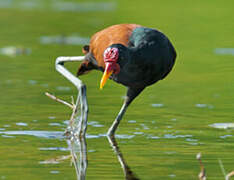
1 0 234 179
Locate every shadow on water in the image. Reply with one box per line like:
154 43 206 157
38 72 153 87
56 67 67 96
68 134 139 180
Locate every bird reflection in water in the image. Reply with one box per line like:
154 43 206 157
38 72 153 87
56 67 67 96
67 134 139 180
107 136 140 180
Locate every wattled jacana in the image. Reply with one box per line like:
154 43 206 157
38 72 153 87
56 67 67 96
77 24 177 136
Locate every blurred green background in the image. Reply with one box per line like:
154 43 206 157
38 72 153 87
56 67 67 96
0 0 234 179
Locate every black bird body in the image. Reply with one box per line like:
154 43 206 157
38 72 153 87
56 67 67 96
110 27 176 88
77 24 177 136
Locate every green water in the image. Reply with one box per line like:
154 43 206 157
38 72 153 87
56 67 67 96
0 0 234 179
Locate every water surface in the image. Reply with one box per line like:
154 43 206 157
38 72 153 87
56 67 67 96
0 0 234 179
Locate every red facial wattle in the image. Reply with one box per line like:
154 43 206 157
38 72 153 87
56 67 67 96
100 47 120 89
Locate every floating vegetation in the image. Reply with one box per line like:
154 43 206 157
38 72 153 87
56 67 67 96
40 34 90 46
133 132 144 135
1 135 14 138
140 123 150 130
195 104 214 109
0 131 64 139
48 116 56 120
220 135 233 139
56 86 71 91
214 48 234 56
49 123 62 126
0 130 136 140
115 134 135 139
0 0 117 12
0 46 31 57
147 134 194 140
88 121 104 127
28 80 37 85
39 155 71 164
39 147 69 151
128 120 137 123
50 171 60 174
163 134 193 139
209 123 234 129
15 122 28 126
151 103 164 108
168 174 176 178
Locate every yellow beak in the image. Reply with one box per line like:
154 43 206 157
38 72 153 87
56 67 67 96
100 70 113 89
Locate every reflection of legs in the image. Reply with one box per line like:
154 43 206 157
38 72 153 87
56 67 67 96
107 135 139 180
56 56 88 136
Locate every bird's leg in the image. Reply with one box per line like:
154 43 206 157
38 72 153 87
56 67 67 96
107 87 145 137
107 102 128 136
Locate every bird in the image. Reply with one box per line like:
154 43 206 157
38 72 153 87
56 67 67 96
77 24 177 136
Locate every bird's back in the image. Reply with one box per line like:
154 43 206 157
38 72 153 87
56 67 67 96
113 27 176 87
89 24 141 68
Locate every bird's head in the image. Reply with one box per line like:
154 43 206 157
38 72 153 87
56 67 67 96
100 46 120 89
